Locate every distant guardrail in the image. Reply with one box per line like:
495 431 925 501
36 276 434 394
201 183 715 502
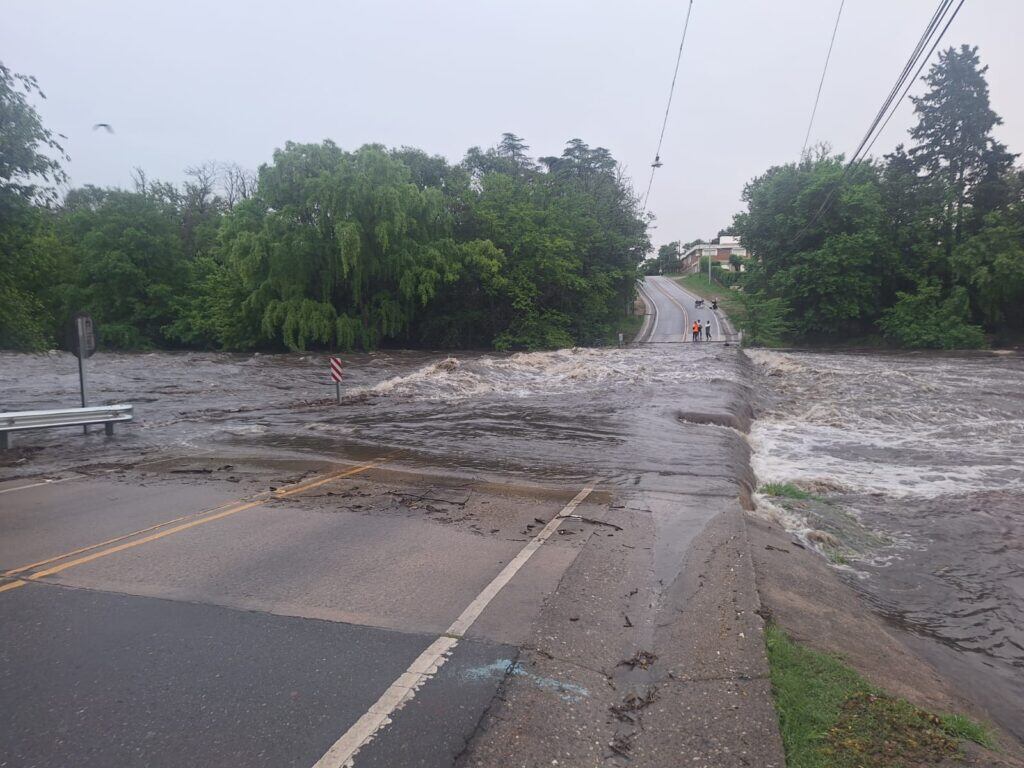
0 404 133 450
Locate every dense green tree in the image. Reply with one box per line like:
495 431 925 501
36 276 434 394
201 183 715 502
731 46 1022 347
729 290 791 347
56 187 187 347
734 152 892 338
909 45 1016 253
952 207 1024 335
645 241 681 275
0 62 67 205
879 279 985 349
0 62 69 349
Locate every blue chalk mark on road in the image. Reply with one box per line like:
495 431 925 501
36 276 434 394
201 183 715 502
462 659 590 703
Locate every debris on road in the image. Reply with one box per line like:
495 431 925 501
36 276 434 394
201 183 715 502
618 650 657 670
562 514 623 531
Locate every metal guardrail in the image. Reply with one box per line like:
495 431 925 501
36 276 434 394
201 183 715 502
0 404 133 449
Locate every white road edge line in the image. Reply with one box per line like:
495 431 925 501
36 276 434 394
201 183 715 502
312 484 596 768
0 477 73 496
637 280 659 342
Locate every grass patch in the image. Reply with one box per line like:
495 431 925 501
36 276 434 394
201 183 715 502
760 482 816 500
825 548 849 566
940 714 993 748
766 625 991 767
671 273 738 307
605 312 645 346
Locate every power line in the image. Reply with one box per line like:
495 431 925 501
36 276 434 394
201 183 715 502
642 0 695 213
796 0 966 240
863 0 967 159
801 0 846 158
848 0 955 166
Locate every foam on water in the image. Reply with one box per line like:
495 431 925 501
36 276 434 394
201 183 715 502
746 348 1024 741
348 346 740 402
745 349 1024 498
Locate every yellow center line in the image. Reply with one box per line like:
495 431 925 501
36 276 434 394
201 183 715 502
4 500 244 577
651 278 690 338
4 460 384 586
0 579 27 594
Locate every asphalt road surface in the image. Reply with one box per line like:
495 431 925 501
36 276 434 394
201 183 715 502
0 286 780 767
637 275 734 344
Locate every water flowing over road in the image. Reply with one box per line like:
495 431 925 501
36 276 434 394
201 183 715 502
4 281 1021 763
0 281 781 767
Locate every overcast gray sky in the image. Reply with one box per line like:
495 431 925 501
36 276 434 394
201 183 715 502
4 0 1022 248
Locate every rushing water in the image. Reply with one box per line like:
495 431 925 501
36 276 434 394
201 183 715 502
0 347 749 496
746 348 1024 741
6 345 1019 739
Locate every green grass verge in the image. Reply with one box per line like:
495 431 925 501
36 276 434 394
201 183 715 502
766 625 991 768
670 273 738 306
602 312 645 346
759 482 817 500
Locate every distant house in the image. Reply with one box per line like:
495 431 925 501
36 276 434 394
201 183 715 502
680 236 747 274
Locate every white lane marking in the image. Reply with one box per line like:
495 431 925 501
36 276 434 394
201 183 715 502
0 477 73 496
664 278 722 340
312 485 596 768
637 281 659 342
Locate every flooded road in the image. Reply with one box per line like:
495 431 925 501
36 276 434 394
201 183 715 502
6 339 1020 751
0 273 796 767
0 345 749 498
746 349 1024 741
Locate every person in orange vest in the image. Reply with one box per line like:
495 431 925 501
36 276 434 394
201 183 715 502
692 320 700 342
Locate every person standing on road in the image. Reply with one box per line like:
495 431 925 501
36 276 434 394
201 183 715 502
692 321 700 342
705 320 712 341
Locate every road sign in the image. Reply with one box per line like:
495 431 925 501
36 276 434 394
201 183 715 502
70 312 97 359
69 312 97 434
330 357 343 403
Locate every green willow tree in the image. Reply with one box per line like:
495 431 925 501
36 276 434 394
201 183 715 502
0 62 650 353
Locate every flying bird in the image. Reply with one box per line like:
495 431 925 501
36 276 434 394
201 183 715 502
92 123 114 133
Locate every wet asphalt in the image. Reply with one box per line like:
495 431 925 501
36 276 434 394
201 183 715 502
0 277 781 767
1 582 512 767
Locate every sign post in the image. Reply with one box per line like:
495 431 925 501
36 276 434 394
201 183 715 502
330 357 343 403
70 313 97 434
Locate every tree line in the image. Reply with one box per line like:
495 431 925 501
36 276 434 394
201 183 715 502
729 46 1024 348
1 66 647 352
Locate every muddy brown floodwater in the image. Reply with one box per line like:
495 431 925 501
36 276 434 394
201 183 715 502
746 348 1024 744
0 346 750 497
4 345 1021 744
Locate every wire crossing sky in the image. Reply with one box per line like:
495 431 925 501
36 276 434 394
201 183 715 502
797 0 970 241
801 0 846 157
3 0 1021 248
642 0 695 213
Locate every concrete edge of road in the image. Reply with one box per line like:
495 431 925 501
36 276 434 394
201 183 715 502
646 499 787 765
634 279 657 344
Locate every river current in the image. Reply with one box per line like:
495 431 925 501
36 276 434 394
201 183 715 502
746 349 1024 742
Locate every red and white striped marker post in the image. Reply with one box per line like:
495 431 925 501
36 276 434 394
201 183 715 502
330 357 343 403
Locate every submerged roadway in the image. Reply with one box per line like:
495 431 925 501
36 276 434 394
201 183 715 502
0 277 780 767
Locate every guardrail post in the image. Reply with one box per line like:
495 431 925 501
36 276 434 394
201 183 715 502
105 422 114 436
1 432 8 450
